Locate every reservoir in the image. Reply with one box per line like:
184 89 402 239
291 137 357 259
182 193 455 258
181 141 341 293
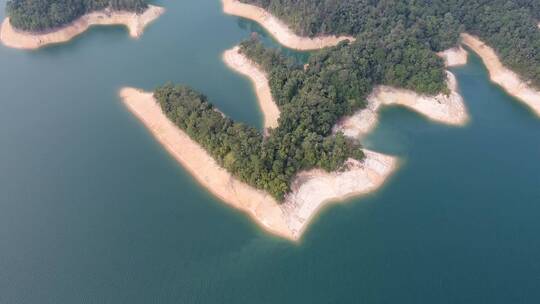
0 0 539 302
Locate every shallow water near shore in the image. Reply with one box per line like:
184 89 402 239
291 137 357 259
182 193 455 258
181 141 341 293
1 0 540 303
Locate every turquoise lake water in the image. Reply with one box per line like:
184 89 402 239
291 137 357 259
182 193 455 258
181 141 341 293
1 0 539 302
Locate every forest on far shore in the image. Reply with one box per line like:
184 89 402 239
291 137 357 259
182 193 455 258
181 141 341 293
6 0 148 32
243 0 540 89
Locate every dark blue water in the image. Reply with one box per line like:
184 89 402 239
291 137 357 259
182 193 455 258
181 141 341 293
0 1 539 303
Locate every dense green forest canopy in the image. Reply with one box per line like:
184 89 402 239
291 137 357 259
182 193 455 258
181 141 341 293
8 0 536 200
155 82 364 201
242 0 540 88
154 0 539 201
516 0 540 19
156 33 448 200
6 0 148 31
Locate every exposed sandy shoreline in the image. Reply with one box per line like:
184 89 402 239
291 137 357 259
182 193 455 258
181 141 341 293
461 33 540 116
221 0 355 50
120 87 397 241
223 46 280 130
120 41 471 240
334 71 469 139
120 10 537 240
282 151 397 237
0 5 164 50
437 46 468 67
222 45 469 137
120 88 290 240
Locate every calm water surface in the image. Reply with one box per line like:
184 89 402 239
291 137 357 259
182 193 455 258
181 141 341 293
1 1 539 303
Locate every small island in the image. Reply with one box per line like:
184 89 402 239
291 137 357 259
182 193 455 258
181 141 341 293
1 0 164 50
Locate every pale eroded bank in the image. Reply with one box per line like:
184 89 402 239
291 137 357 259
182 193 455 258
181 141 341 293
461 33 540 117
0 5 164 50
221 0 354 50
334 72 469 139
120 40 472 240
120 88 397 241
223 46 280 130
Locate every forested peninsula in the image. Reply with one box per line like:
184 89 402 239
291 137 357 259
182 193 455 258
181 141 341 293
122 87 398 239
120 38 468 238
1 0 164 49
152 34 469 202
120 0 540 239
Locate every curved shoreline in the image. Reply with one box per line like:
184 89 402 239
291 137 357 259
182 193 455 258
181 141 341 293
221 0 355 50
118 10 537 241
334 71 469 139
119 45 470 240
223 45 468 141
461 33 540 117
223 46 280 130
120 87 397 241
0 5 164 50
